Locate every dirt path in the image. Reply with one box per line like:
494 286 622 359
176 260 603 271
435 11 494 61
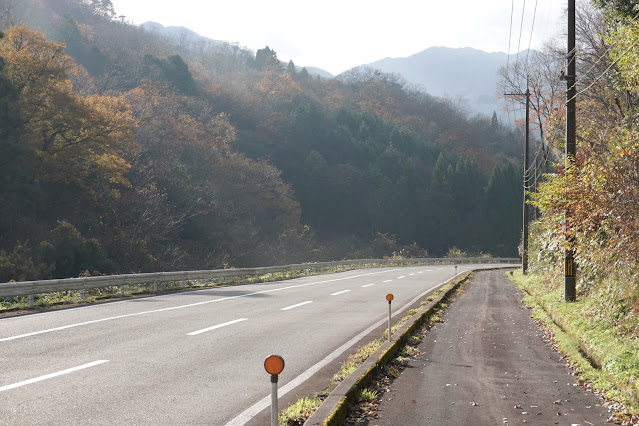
371 269 611 425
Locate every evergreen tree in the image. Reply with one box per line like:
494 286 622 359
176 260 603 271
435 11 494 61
254 46 281 71
286 60 296 76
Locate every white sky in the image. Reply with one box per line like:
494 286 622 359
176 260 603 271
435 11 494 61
109 0 566 76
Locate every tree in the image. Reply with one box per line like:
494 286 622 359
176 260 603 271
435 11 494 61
0 26 133 258
286 59 296 76
498 47 564 171
592 0 639 18
254 46 281 71
142 54 198 95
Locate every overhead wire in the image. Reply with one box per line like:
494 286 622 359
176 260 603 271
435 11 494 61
507 0 515 73
516 0 527 65
524 0 539 70
506 0 516 127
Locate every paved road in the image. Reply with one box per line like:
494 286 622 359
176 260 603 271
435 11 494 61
0 264 507 425
372 270 611 425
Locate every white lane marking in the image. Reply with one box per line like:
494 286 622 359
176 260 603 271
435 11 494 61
330 290 350 296
361 284 375 288
397 276 406 279
418 271 424 274
224 274 458 426
281 301 313 311
1 269 400 343
409 273 415 276
187 318 248 336
382 280 393 283
0 360 109 393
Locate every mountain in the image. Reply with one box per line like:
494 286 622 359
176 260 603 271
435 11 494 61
140 22 333 79
141 21 224 49
358 47 522 118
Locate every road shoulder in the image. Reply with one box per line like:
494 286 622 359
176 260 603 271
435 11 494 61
371 269 610 425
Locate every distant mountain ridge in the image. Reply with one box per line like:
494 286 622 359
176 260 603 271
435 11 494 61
141 21 224 48
359 47 530 118
140 21 333 79
140 22 521 118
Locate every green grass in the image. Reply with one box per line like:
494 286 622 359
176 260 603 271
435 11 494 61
509 270 639 423
278 396 323 426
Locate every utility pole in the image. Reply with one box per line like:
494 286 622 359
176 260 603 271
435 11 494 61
563 0 577 301
505 79 531 275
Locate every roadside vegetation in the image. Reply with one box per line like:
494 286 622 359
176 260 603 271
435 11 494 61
497 2 639 423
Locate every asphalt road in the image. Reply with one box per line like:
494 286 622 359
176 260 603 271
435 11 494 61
0 264 508 425
372 269 611 425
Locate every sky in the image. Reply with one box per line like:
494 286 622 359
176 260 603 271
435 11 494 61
109 0 566 76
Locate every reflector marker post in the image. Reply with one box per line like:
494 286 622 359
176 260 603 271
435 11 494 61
264 355 285 426
386 294 394 342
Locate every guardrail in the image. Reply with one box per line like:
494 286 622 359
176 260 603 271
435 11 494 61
0 257 519 307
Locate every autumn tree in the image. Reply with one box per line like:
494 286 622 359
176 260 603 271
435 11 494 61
0 26 133 277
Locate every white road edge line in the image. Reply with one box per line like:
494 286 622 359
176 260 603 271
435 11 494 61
330 290 350 296
224 274 458 426
361 284 375 288
281 301 313 311
0 360 109 393
0 269 401 343
187 318 248 336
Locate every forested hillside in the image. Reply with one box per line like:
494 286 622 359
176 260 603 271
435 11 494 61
0 0 524 281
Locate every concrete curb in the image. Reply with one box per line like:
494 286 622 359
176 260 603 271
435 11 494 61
304 272 473 426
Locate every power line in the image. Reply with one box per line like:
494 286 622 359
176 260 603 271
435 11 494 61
525 0 539 69
516 0 527 65
507 0 515 72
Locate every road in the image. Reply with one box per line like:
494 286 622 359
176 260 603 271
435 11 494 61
372 270 610 425
1 264 506 425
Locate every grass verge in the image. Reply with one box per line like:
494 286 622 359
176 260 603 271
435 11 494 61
508 269 639 424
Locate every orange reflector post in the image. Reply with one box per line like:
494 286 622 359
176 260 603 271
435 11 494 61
264 355 285 375
386 293 394 302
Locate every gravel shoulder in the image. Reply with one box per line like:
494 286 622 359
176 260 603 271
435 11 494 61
371 269 611 425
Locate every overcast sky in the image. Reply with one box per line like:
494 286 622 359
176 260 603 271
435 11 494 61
109 0 566 76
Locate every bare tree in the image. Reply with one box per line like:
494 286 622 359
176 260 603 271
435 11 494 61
498 46 564 172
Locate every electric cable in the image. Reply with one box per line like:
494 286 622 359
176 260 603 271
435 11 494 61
525 0 539 70
516 0 527 66
507 0 515 73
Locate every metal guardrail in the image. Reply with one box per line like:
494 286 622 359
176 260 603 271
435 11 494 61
0 257 519 301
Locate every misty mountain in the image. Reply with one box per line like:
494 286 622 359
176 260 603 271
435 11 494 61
140 22 333 79
358 47 526 118
141 21 224 49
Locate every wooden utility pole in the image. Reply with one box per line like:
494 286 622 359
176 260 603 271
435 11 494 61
564 0 577 301
505 80 531 275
